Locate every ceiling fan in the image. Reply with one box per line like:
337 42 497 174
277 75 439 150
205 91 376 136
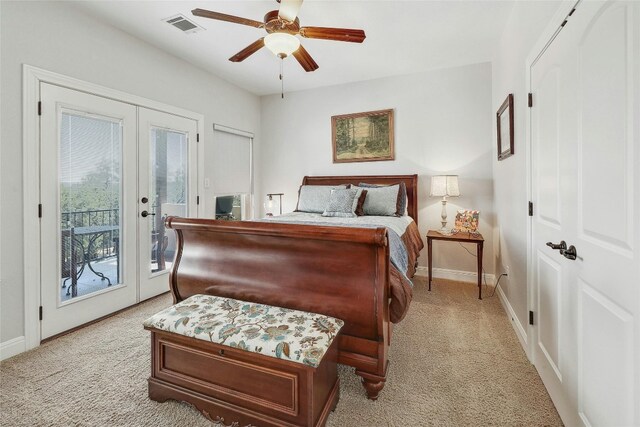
192 0 366 72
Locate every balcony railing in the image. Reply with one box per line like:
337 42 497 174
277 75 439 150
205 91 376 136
61 208 120 269
61 208 119 230
60 206 158 277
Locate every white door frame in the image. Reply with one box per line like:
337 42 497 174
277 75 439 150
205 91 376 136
23 65 204 351
525 0 581 361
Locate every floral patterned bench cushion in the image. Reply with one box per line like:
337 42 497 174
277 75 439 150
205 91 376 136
143 294 344 368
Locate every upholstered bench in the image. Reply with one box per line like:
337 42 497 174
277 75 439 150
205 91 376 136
143 294 343 427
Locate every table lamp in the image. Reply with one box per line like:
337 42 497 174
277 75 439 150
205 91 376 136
265 193 283 217
430 175 460 233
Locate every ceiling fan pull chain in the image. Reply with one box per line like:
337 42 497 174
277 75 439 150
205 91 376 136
280 57 285 99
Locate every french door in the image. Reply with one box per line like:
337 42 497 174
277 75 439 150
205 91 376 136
40 84 138 339
138 109 197 300
40 84 198 339
530 1 639 425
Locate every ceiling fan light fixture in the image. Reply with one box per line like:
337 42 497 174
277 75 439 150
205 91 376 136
264 32 300 58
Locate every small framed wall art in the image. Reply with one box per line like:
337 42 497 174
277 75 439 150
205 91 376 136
496 94 514 161
331 109 394 163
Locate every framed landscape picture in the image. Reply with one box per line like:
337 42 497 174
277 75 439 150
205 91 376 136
331 109 394 163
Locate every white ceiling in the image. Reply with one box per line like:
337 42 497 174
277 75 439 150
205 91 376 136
73 1 518 96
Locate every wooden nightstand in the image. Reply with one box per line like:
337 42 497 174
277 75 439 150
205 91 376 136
426 230 485 299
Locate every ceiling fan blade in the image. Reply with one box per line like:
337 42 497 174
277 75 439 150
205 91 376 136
292 44 319 72
192 8 264 29
229 38 266 62
299 27 366 43
278 0 304 22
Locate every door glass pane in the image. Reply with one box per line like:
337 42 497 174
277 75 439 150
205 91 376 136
60 112 122 302
150 128 188 274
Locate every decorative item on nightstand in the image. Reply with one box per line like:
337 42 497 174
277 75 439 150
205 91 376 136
454 209 480 234
430 175 460 235
264 193 284 217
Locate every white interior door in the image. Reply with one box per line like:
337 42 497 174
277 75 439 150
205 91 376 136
138 108 198 301
531 1 639 425
40 83 138 339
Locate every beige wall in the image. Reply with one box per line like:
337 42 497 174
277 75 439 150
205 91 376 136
0 1 261 344
257 62 495 276
491 1 562 344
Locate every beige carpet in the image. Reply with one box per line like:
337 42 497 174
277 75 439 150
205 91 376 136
0 278 562 426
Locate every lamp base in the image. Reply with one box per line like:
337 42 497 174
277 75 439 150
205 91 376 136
438 227 453 236
439 198 451 234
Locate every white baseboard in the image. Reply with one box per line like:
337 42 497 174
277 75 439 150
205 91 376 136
1 336 26 361
415 266 495 285
496 285 530 359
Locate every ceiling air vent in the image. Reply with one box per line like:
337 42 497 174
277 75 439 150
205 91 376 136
163 14 204 34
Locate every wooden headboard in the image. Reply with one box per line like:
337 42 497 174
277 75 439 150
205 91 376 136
302 174 419 225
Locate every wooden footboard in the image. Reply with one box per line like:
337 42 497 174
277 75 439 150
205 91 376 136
165 217 391 399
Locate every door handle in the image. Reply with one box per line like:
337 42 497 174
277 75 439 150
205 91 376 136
561 245 577 260
546 241 567 251
140 211 156 218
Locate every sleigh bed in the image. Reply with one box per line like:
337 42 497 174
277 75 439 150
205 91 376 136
165 174 423 400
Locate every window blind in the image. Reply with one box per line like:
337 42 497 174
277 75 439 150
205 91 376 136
210 127 252 195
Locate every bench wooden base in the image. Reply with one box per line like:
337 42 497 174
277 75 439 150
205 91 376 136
148 330 340 427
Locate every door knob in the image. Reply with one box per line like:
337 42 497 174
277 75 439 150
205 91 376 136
546 241 567 251
140 210 156 218
561 245 577 260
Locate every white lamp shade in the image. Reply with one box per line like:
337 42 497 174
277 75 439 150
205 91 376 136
264 33 300 57
430 175 460 197
278 0 303 22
